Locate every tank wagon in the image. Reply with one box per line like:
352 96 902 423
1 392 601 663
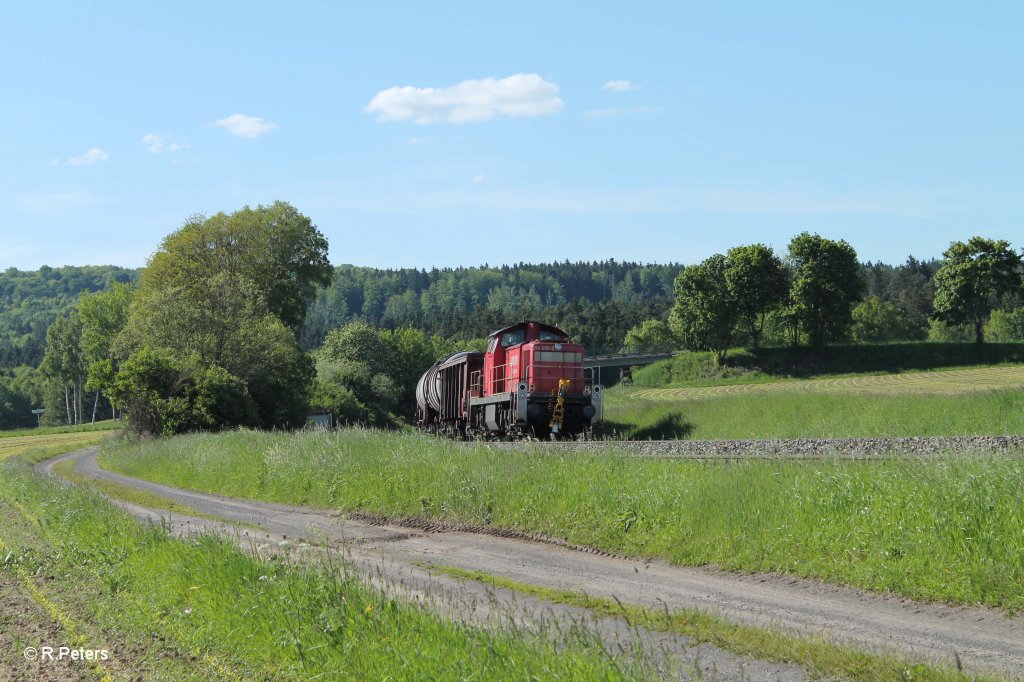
415 321 603 439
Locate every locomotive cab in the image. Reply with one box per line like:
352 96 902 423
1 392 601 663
475 321 602 438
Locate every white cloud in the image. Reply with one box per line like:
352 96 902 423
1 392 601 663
66 147 110 166
208 113 278 138
471 175 487 183
365 73 564 125
141 133 186 153
584 106 661 118
602 80 639 92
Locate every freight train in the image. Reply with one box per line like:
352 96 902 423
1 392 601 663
415 321 603 439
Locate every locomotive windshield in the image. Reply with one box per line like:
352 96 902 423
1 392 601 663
539 330 565 341
500 330 525 347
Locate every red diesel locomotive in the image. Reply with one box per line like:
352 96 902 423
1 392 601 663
415 321 603 438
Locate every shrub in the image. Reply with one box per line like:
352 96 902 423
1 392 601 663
109 348 256 436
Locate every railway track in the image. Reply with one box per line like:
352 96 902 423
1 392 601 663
481 434 1024 459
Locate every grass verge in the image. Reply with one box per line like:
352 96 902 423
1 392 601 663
431 565 995 682
0 458 645 680
101 429 1024 610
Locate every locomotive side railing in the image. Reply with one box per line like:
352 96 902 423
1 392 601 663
484 361 585 395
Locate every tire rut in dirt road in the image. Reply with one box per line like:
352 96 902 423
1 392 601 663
40 447 1024 680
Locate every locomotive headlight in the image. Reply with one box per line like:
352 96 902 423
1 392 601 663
582 405 596 419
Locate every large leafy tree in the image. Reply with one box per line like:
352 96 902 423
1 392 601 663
116 203 324 434
932 237 1023 344
787 232 864 347
669 255 738 365
141 201 332 330
724 244 789 349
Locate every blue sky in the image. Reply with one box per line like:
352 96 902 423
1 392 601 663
2 1 1023 270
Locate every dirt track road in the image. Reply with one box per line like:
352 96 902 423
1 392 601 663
40 447 1024 680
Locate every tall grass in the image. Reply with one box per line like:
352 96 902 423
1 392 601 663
102 429 1024 610
0 460 644 680
600 389 1024 439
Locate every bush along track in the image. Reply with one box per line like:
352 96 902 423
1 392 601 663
51 446 1023 681
2 457 651 680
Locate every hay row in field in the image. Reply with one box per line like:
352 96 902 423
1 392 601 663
633 366 1024 401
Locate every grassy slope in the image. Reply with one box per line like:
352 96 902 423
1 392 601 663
0 459 641 680
101 429 1024 610
599 389 1024 439
632 342 1024 388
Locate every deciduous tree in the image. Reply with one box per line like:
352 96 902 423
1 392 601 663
932 237 1023 344
141 201 332 331
114 203 325 434
724 244 789 349
621 319 676 353
40 315 86 424
669 255 737 365
851 297 914 343
79 282 132 422
787 233 864 347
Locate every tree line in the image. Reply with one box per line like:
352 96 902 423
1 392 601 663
2 199 1023 432
299 260 682 352
655 234 1023 364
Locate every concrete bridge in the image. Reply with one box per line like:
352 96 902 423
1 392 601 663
584 351 675 385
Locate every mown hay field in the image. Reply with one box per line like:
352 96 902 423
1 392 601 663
631 365 1024 401
0 430 109 463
